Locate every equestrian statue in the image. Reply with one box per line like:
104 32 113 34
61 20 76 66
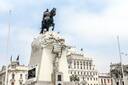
40 8 56 33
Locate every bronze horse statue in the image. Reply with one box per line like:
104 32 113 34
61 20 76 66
40 8 56 33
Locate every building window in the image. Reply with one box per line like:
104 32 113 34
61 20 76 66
74 61 76 65
68 65 70 69
86 62 88 66
116 82 119 85
83 77 84 80
20 74 22 79
87 66 88 70
89 62 91 66
122 81 124 85
90 78 92 81
77 61 79 65
19 82 22 85
104 79 106 84
87 78 89 80
11 82 14 85
74 71 76 74
108 79 109 83
77 61 79 69
111 79 113 83
12 73 15 79
80 62 82 69
74 65 76 69
83 61 85 65
93 72 95 75
80 61 82 64
101 79 103 84
94 78 95 81
58 75 61 81
81 66 82 69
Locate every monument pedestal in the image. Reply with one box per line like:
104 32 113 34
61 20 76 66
26 32 71 85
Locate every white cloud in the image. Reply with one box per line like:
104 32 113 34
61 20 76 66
58 0 128 42
0 0 13 13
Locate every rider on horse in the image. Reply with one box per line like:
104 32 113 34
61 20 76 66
40 8 56 33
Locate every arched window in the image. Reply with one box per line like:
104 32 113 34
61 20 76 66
104 79 106 84
108 79 110 83
20 74 22 79
101 79 103 84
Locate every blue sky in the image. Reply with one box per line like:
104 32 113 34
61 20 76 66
0 0 128 72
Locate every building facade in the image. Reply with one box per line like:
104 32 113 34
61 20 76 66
110 63 128 85
99 73 112 85
67 48 99 85
0 56 28 85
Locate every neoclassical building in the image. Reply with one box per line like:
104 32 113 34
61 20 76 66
98 73 112 85
67 48 99 85
0 56 28 85
110 63 128 85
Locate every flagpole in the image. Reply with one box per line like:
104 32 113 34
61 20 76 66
5 10 12 85
117 36 124 85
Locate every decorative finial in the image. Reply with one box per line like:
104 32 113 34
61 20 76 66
16 55 20 65
10 56 12 63
16 55 19 61
81 48 83 51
